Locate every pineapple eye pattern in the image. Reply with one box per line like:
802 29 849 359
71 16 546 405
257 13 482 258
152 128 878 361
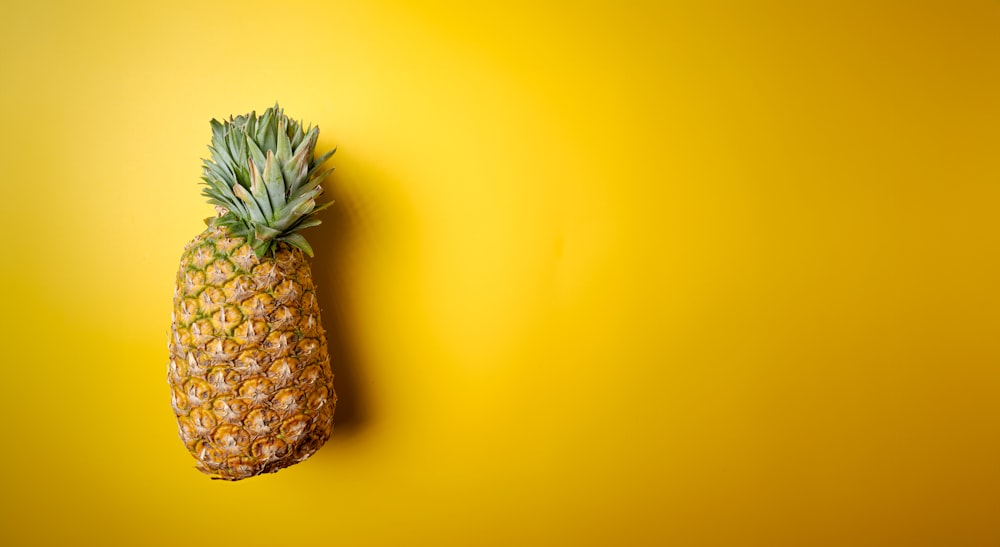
238 378 274 405
212 398 249 424
267 357 298 385
189 408 218 434
244 408 279 435
273 387 304 415
212 425 251 453
184 378 214 406
251 437 288 459
306 386 330 411
279 416 310 441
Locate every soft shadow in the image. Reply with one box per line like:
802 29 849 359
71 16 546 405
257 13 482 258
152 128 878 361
306 142 419 450
308 167 370 439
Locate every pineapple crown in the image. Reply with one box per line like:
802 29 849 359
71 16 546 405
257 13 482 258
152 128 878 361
200 103 335 257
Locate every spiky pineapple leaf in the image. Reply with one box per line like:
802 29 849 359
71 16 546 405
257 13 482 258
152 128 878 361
277 232 314 257
288 217 322 233
255 223 281 242
262 151 286 214
245 136 267 177
276 120 293 164
200 104 335 257
311 147 337 171
232 183 267 224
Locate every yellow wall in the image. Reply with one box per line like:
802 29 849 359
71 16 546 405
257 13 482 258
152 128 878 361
2 1 999 545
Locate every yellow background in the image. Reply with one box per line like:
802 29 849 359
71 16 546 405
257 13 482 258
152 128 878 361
2 1 999 545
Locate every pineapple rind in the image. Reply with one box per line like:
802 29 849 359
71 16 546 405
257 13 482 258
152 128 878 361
168 224 336 480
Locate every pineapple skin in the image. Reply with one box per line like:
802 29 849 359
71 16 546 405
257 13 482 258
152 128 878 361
168 224 336 480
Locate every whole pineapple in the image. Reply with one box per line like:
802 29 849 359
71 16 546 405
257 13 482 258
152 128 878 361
168 105 337 480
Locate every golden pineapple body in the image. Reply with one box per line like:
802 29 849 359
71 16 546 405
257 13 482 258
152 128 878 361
168 225 336 480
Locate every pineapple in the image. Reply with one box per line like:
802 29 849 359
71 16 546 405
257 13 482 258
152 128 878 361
168 105 337 480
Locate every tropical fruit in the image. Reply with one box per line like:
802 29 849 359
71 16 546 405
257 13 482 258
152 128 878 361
167 105 337 480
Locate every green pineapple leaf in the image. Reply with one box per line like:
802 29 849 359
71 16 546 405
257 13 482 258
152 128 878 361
277 232 314 257
199 104 335 256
